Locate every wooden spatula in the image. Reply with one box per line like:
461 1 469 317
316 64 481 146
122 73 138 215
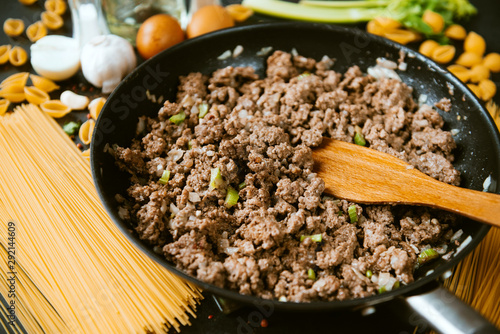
312 138 500 228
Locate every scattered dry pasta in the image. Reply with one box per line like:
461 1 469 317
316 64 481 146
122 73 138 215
456 52 483 68
3 19 24 37
444 24 467 40
79 119 95 145
9 46 28 66
464 32 486 56
30 74 60 92
0 99 9 116
44 0 67 15
18 0 38 4
1 72 29 88
448 64 470 83
40 100 71 118
24 86 50 105
226 4 253 22
469 64 490 83
383 29 421 45
0 83 25 103
478 79 496 101
422 10 444 34
0 45 12 65
41 11 64 30
81 148 91 161
419 40 439 58
88 97 106 120
432 45 456 64
483 53 500 73
26 21 47 42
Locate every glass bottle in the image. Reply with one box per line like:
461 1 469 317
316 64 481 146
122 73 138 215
101 0 187 44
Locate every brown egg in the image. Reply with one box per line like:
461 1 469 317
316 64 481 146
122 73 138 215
187 5 235 39
136 14 185 60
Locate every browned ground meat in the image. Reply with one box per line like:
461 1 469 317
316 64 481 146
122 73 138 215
113 51 460 302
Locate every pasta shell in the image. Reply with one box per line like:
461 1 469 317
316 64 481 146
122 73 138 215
81 149 91 161
88 97 106 120
45 0 67 15
79 119 95 145
18 0 38 4
40 100 71 118
30 74 60 93
0 45 12 65
0 99 10 116
3 19 24 37
26 21 47 42
0 83 26 103
24 86 50 105
9 46 28 67
1 72 29 88
41 11 64 30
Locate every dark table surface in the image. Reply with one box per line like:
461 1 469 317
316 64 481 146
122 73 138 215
1 0 499 333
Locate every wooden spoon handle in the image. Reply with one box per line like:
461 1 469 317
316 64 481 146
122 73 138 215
313 138 500 228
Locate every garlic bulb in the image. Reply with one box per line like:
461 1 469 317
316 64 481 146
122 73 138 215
80 34 136 93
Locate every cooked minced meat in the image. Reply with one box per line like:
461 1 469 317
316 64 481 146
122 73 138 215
113 51 460 302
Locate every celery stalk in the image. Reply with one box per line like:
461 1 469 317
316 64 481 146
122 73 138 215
242 0 384 23
300 0 390 8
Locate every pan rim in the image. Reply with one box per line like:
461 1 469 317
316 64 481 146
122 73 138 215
91 21 497 311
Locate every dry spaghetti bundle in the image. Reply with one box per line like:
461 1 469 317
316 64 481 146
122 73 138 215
0 105 202 333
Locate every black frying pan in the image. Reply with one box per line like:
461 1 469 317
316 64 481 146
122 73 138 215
91 23 500 333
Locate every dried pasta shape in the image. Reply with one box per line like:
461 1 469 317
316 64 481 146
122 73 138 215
0 83 26 103
30 74 60 92
79 119 95 145
24 86 50 105
40 100 71 118
81 148 90 161
89 97 106 119
0 99 10 116
45 0 67 15
9 46 28 67
27 21 47 42
0 45 11 65
18 0 38 4
41 11 64 30
383 29 421 45
1 72 29 88
3 19 24 37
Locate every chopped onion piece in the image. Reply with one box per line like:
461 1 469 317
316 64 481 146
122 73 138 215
483 175 492 192
225 247 238 255
233 45 243 57
450 229 463 242
225 186 239 208
189 192 201 202
455 235 472 256
217 50 231 60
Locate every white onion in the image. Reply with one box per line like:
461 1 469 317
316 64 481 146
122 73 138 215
376 57 398 70
256 46 273 57
454 235 472 256
483 175 492 192
450 229 463 242
225 247 238 255
233 45 243 58
217 50 231 60
170 203 179 215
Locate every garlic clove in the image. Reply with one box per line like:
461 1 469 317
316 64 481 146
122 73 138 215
60 90 90 110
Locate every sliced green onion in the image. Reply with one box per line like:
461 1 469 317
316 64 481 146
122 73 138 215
62 121 81 136
418 248 439 265
338 210 343 216
238 182 246 190
297 72 311 80
225 186 239 208
209 167 223 189
366 270 373 278
169 110 186 125
188 140 193 150
348 205 358 223
307 268 316 280
198 103 209 118
159 170 170 185
378 286 386 294
354 132 366 146
393 280 400 289
300 234 322 243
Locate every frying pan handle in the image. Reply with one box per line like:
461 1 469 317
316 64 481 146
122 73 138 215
404 284 499 334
